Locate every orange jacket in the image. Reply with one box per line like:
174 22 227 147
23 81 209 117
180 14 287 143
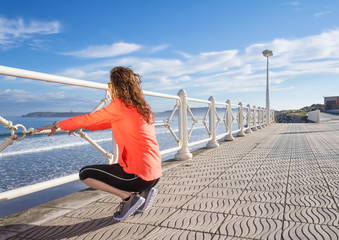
58 99 162 181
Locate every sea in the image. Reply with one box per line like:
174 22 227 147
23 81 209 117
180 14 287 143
0 114 241 193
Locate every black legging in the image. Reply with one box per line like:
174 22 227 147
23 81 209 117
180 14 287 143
79 163 159 192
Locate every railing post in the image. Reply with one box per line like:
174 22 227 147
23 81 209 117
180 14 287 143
257 107 262 129
245 104 252 134
225 99 235 141
252 106 258 131
237 102 245 137
270 109 273 124
175 89 193 160
206 96 219 148
261 108 265 128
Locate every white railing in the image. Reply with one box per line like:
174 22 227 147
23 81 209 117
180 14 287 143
0 65 274 201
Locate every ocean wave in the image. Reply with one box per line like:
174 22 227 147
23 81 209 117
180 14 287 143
0 137 113 158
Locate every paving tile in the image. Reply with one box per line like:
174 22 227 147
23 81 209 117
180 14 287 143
157 184 204 196
124 207 178 226
209 179 249 189
181 196 236 213
217 215 283 239
14 216 117 239
259 165 289 172
223 169 257 176
160 209 226 233
200 161 235 169
282 221 339 240
95 194 120 203
175 177 217 186
238 190 286 204
162 168 224 178
62 202 118 220
196 187 243 200
328 180 339 190
4 123 339 239
152 193 193 208
284 205 339 225
157 176 186 185
63 223 154 240
287 185 331 195
286 193 337 208
211 235 241 240
143 227 214 240
0 230 18 240
256 169 289 176
184 171 225 178
245 181 286 192
219 173 254 181
230 200 284 220
288 177 327 185
251 175 288 183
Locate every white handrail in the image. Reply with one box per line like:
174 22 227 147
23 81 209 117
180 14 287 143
0 65 107 90
0 65 274 201
0 174 79 202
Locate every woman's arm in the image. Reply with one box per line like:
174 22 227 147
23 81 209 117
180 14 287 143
36 100 120 136
58 100 120 131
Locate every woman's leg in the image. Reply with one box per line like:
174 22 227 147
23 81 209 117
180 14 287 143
82 178 131 200
79 164 159 199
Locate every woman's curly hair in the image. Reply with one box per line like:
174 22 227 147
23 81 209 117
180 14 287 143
109 66 153 124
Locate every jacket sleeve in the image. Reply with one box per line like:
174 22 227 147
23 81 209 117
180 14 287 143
86 122 112 131
58 101 121 131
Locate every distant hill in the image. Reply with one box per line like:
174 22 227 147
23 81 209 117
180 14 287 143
22 112 89 117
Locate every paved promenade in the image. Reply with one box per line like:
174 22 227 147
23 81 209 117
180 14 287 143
1 115 339 239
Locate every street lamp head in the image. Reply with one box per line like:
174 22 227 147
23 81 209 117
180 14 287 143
262 49 273 57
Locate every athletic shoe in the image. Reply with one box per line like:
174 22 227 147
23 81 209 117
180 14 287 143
113 193 145 221
137 188 158 212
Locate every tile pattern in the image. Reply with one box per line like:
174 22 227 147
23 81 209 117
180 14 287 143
1 122 339 239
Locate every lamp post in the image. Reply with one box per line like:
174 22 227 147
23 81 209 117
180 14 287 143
262 49 273 125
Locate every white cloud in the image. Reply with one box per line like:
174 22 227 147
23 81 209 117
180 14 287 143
1 75 16 80
281 1 300 7
314 11 331 17
282 1 300 6
60 42 142 58
61 69 87 79
0 88 99 116
148 44 170 53
0 89 41 103
0 16 61 50
57 28 339 98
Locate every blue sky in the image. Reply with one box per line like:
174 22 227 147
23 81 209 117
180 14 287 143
1 0 339 116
